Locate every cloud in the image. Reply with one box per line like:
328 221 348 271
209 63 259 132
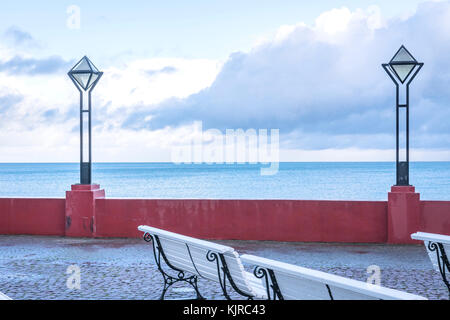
3 26 35 47
1 3 450 162
0 55 72 75
0 92 23 113
93 58 220 116
0 54 222 162
145 66 177 77
128 2 450 152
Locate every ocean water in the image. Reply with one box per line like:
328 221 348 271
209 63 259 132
0 162 448 200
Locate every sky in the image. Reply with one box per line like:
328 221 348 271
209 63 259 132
0 0 449 162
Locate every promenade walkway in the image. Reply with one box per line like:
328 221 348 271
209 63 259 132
0 235 447 300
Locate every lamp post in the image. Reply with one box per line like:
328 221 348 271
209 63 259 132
68 56 103 185
382 46 423 186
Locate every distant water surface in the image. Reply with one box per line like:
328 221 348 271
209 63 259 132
0 162 448 200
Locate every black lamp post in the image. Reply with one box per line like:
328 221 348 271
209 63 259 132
68 56 103 185
382 46 423 186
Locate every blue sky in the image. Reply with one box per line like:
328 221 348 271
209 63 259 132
0 0 428 61
0 1 449 162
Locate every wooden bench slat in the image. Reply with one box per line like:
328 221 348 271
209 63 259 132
241 254 427 300
244 271 267 298
327 284 378 300
272 272 333 300
188 247 255 293
158 240 259 295
163 250 225 282
156 237 247 284
160 250 203 275
269 271 376 300
222 251 260 296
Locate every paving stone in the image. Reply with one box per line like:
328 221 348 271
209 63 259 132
0 236 447 300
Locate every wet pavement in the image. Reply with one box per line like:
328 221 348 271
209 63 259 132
0 235 447 300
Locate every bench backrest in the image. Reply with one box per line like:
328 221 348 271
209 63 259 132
241 254 427 300
411 232 450 273
138 225 259 297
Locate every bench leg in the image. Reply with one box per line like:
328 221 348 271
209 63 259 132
144 232 206 300
159 273 205 300
160 277 170 300
189 275 206 300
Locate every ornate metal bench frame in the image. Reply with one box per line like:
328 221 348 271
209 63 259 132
143 232 204 300
252 266 284 300
143 232 254 300
427 241 450 298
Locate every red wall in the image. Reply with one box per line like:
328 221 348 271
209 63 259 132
0 195 449 243
0 198 65 236
420 201 450 235
95 199 388 242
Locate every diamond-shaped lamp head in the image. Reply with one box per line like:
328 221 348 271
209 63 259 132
68 56 103 91
387 46 419 84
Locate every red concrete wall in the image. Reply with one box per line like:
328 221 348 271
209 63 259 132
0 198 65 236
95 199 388 242
420 201 450 235
1 195 449 242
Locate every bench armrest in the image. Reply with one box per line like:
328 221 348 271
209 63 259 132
411 232 450 245
138 225 234 254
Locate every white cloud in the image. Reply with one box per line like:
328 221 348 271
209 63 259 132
99 58 221 111
0 45 222 162
141 2 450 160
315 7 353 35
1 2 450 162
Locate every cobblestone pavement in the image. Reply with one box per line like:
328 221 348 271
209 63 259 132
0 236 447 300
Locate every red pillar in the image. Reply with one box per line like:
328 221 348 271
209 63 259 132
65 184 105 238
387 186 421 244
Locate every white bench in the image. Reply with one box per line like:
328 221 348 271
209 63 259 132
0 291 12 300
411 232 450 298
241 254 427 300
138 225 267 300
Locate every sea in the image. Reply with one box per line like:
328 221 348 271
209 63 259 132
0 162 449 200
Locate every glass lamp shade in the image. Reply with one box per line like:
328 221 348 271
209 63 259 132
388 46 418 84
68 56 102 91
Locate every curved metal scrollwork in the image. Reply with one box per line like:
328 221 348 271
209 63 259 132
142 233 205 300
143 232 153 243
207 251 229 299
206 250 254 300
206 250 218 263
428 241 450 298
253 266 283 300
